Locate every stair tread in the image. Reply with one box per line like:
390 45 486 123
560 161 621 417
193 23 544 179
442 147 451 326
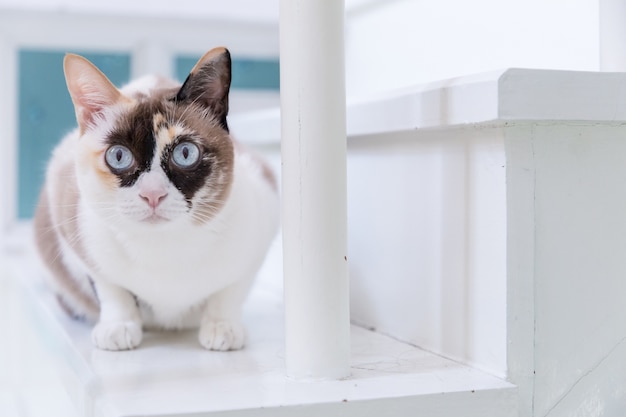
7 247 516 417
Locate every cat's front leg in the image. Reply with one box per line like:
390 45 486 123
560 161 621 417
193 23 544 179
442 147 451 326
91 281 143 351
198 278 253 351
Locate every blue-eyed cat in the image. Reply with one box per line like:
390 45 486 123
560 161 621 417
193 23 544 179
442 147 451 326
33 47 279 351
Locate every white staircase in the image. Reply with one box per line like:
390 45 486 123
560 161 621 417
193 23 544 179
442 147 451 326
4 251 516 417
5 68 626 416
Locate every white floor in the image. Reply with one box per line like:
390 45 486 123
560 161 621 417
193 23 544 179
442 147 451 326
0 229 516 417
0 245 78 417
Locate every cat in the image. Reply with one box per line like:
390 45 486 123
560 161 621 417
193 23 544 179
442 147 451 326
33 47 279 351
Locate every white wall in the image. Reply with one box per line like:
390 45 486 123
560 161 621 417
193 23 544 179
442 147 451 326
0 0 279 23
347 127 508 377
345 0 600 97
599 0 626 71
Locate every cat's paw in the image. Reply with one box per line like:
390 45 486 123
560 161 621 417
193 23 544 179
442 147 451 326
198 319 246 351
92 321 143 351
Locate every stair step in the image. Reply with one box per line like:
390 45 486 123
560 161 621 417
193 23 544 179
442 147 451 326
4 249 516 417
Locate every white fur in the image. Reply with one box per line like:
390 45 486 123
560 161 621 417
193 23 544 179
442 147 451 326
72 149 275 350
43 75 279 351
78 150 278 327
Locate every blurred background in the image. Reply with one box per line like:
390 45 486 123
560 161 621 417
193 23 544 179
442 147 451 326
0 0 616 228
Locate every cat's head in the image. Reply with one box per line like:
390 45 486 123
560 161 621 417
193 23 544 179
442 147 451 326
64 47 234 228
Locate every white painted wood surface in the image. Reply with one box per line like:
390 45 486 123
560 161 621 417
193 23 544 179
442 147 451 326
344 0 600 96
231 68 626 416
507 122 626 416
1 247 516 417
600 0 626 71
279 0 350 380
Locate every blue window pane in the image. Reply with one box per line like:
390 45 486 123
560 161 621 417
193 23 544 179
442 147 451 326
175 55 280 90
18 49 130 219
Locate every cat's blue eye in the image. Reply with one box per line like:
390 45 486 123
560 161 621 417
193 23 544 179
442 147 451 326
172 142 201 169
105 145 134 172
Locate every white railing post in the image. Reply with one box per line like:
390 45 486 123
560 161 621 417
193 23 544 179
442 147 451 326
279 0 350 380
132 42 173 80
600 0 626 71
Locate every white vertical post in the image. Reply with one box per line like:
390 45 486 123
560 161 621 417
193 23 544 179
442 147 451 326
131 42 174 80
0 40 17 234
599 0 626 71
280 0 350 380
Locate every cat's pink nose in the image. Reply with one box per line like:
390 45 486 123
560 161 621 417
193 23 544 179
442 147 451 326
139 189 168 209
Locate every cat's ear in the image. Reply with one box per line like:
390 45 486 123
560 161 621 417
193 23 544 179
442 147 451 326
64 54 127 133
175 47 231 131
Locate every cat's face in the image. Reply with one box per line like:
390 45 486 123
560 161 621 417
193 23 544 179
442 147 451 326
65 48 234 228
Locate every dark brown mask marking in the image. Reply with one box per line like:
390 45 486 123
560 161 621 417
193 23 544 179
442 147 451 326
160 135 214 205
103 47 235 214
105 101 165 187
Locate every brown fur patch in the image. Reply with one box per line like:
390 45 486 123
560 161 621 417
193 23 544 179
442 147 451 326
152 112 167 132
153 115 181 156
168 125 179 139
88 149 119 191
258 155 278 192
33 185 99 320
181 115 235 225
